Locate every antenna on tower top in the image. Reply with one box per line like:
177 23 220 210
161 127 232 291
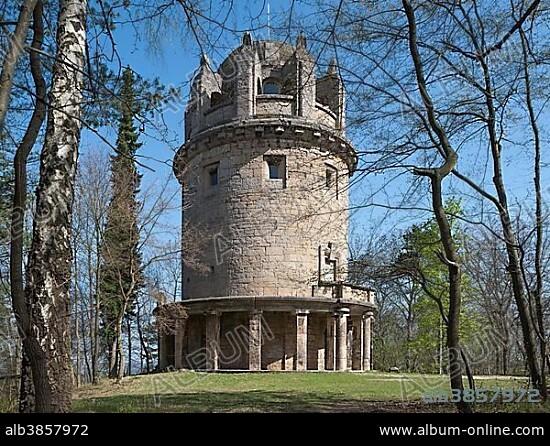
267 1 271 40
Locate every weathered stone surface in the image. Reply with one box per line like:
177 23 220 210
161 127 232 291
248 311 262 371
296 310 309 371
336 310 349 371
205 311 221 370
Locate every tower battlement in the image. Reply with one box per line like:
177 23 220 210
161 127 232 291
185 35 345 140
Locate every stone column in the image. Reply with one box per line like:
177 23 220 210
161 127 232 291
362 312 374 371
158 330 168 370
205 311 221 370
336 308 350 371
174 320 185 369
296 310 309 371
351 315 362 371
325 314 336 370
249 310 262 371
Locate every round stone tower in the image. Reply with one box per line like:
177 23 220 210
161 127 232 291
159 34 376 372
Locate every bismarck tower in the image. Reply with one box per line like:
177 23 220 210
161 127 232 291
159 34 376 371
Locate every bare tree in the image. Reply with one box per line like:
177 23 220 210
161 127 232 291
408 0 547 398
308 0 548 401
350 229 423 372
401 0 470 412
9 0 46 413
464 227 515 374
2 0 246 408
72 148 111 384
0 0 39 132
518 18 548 390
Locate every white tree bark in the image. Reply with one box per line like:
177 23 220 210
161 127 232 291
25 0 87 413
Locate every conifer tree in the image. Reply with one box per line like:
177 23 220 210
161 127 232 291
99 67 143 380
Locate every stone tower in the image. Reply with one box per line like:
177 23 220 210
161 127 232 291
159 35 376 371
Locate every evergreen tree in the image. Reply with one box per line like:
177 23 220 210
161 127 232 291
99 67 143 380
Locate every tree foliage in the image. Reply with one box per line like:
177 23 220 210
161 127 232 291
398 201 483 373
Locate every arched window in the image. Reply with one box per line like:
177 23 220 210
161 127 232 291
262 80 280 95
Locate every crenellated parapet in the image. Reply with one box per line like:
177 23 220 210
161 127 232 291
184 35 346 141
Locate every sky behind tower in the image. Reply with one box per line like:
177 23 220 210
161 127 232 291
80 0 549 257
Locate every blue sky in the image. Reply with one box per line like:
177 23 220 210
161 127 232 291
79 0 549 254
80 0 396 243
81 1 324 241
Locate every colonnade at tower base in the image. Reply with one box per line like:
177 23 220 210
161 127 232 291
159 294 375 372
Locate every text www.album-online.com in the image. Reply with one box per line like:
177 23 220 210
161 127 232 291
380 425 545 436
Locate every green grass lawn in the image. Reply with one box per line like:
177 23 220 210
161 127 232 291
72 371 548 413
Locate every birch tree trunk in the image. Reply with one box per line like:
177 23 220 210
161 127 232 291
24 0 87 413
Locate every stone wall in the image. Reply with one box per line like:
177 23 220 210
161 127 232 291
261 312 295 370
182 134 350 300
182 315 206 369
255 95 294 116
307 313 326 370
219 312 249 369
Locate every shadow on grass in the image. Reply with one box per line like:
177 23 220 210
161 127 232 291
74 390 454 413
